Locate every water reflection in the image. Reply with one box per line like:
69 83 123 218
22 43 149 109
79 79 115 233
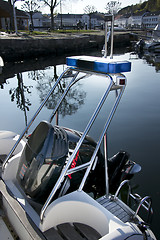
0 55 65 87
0 56 87 126
34 68 86 117
143 52 160 72
9 73 32 126
130 51 160 72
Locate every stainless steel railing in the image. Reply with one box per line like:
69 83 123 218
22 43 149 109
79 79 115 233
40 72 126 221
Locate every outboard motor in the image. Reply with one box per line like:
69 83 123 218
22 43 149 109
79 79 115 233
135 39 145 52
108 151 141 192
17 121 140 204
16 121 105 203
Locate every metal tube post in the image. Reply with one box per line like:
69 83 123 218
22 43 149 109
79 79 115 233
79 84 126 192
110 15 114 59
104 21 108 58
104 133 109 197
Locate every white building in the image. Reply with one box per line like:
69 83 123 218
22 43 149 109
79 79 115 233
55 14 84 29
114 14 129 28
54 13 104 30
128 12 146 29
142 11 160 30
31 12 43 30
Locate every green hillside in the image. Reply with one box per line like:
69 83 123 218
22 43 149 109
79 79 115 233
118 0 160 15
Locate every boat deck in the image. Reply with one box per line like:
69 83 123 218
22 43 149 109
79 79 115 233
43 195 135 240
44 222 102 240
97 195 133 223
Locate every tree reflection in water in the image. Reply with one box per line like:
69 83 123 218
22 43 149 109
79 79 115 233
31 66 87 117
6 62 86 127
9 73 33 126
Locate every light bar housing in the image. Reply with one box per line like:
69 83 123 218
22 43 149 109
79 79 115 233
66 56 131 74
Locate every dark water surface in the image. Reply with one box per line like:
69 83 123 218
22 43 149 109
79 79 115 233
0 50 160 238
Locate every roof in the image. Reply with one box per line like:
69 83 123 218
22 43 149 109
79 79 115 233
0 0 10 9
143 11 160 17
115 13 131 20
0 0 13 16
91 13 104 20
0 0 29 18
56 14 83 19
56 13 104 21
16 8 29 18
132 10 147 16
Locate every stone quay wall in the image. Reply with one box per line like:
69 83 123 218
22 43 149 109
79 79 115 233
0 32 136 62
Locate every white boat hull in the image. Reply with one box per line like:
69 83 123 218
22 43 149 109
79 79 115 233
0 131 156 239
0 52 157 239
1 178 156 240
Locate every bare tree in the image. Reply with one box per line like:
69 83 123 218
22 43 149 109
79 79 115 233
21 0 41 30
41 0 59 30
84 5 97 29
105 1 121 15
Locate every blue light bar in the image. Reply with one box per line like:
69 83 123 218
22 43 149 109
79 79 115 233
66 56 131 74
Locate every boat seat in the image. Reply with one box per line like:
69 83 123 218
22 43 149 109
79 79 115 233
44 222 102 240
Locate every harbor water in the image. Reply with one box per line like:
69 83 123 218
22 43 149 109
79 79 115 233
0 49 160 239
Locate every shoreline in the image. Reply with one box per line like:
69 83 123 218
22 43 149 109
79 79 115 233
0 31 137 62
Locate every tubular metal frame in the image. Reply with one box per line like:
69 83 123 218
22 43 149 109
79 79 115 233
40 69 126 221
